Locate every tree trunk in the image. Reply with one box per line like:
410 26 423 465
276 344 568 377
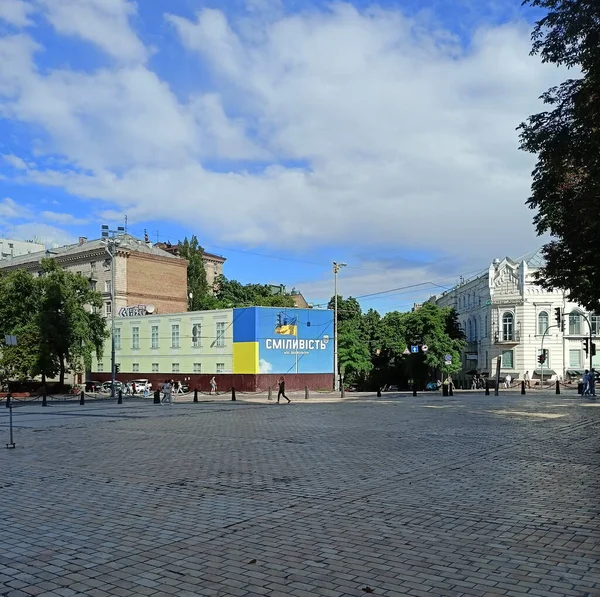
59 357 65 387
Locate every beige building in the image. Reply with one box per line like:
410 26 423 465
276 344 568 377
154 242 226 288
0 234 189 316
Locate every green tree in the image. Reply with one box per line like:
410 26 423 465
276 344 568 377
177 236 214 310
214 276 295 308
518 0 600 311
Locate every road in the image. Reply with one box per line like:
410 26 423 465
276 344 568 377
1 391 599 597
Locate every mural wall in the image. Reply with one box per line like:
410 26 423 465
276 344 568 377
232 307 334 375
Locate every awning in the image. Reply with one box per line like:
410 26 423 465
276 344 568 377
566 369 584 376
533 369 556 376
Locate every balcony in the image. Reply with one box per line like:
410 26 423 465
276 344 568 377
493 331 520 344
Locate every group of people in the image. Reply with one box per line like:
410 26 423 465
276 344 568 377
159 379 187 404
582 369 597 397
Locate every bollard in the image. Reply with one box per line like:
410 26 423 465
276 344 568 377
485 380 490 396
42 390 47 407
194 388 198 403
556 380 560 395
267 386 272 401
521 381 526 395
341 385 345 398
6 395 15 449
304 385 309 400
577 382 583 395
412 384 417 397
442 384 449 397
117 390 122 404
231 387 236 401
79 390 85 405
153 390 160 404
449 384 454 397
377 388 382 397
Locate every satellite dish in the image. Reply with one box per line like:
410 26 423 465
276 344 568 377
145 304 155 314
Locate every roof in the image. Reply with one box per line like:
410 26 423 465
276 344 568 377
0 234 179 268
524 248 545 268
154 242 226 262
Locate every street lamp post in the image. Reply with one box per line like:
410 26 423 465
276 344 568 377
333 261 347 392
101 225 124 398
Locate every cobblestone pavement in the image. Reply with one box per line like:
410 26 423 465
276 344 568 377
1 392 599 597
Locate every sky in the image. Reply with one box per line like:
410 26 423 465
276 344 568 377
0 0 563 313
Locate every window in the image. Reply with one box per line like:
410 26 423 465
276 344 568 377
105 301 112 316
152 363 159 373
151 325 159 349
114 328 121 350
132 326 140 350
172 363 180 373
468 320 473 341
192 324 201 347
216 363 225 373
89 280 97 291
473 318 478 340
97 361 103 372
90 261 96 272
132 363 140 373
484 315 488 337
193 363 201 373
171 324 180 348
538 311 549 335
501 350 514 369
569 350 581 368
592 314 600 335
569 312 582 335
216 322 225 347
105 280 112 294
502 312 514 341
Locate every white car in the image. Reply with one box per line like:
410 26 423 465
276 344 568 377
130 379 152 393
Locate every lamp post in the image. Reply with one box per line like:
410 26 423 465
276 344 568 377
101 225 124 398
333 261 347 391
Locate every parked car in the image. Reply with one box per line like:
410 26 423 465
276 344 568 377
101 380 123 393
130 379 152 393
85 380 103 392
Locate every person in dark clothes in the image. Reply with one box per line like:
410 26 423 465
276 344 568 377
277 376 291 404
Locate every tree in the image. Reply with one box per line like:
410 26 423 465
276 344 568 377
177 236 214 310
518 0 600 311
214 276 295 308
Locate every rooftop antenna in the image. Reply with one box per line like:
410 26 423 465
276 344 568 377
124 215 128 234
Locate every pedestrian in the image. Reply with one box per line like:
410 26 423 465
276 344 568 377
277 376 291 404
524 371 530 389
589 369 597 397
132 382 137 396
161 379 172 404
209 376 217 395
504 373 512 389
175 380 182 394
583 370 590 396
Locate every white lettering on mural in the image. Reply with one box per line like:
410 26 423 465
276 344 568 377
118 304 154 317
265 338 329 351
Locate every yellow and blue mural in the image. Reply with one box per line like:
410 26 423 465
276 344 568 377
232 307 334 374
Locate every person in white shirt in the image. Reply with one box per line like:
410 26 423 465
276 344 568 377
161 380 172 404
504 374 512 388
524 371 530 389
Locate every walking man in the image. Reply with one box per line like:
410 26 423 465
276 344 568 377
209 376 217 395
277 376 291 404
524 371 530 389
504 373 512 389
161 379 172 405
589 369 597 397
583 370 590 396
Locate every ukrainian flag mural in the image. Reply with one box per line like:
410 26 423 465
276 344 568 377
232 307 333 375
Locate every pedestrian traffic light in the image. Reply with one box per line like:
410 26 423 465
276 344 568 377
115 364 120 373
582 339 589 356
537 354 546 365
592 342 597 357
554 307 564 331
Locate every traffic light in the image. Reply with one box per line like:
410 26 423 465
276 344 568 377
592 342 597 357
582 339 589 356
554 307 564 331
115 364 120 373
537 354 546 365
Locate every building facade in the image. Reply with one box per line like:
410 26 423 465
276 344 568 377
0 237 45 260
154 242 226 288
90 306 334 391
434 250 599 385
0 234 189 316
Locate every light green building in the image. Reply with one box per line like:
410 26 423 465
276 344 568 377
92 309 234 376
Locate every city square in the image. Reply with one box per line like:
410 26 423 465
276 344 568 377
1 391 599 597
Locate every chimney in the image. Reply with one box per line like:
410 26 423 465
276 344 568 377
78 237 87 245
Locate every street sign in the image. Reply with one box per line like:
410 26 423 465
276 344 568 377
421 344 428 353
410 345 419 354
444 354 452 363
445 358 452 365
403 348 410 355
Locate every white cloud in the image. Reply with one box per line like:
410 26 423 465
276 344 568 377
36 0 147 63
0 197 30 219
0 3 565 268
2 154 29 169
0 222 74 247
259 358 273 374
41 210 88 225
0 0 34 27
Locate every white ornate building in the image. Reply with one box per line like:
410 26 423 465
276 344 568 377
433 250 599 386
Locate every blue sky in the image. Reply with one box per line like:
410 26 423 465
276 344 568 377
0 0 560 313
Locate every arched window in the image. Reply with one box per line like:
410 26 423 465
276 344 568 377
569 311 582 335
502 312 514 341
538 311 549 335
468 320 473 341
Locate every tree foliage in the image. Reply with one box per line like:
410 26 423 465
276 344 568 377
518 0 600 311
178 236 211 311
0 261 108 387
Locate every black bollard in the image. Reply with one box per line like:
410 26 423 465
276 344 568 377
341 384 345 398
153 390 160 404
578 382 583 395
231 387 236 401
193 388 198 403
485 380 490 396
305 385 309 400
556 380 560 395
80 390 85 405
5 394 10 408
449 384 454 396
412 384 417 397
117 390 122 404
521 381 526 395
377 389 382 397
42 391 47 407
442 384 449 397
267 386 272 401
